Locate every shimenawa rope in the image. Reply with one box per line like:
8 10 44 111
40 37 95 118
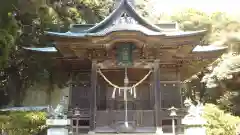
97 69 152 100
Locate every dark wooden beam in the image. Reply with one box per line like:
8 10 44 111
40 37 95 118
90 60 97 132
153 59 162 132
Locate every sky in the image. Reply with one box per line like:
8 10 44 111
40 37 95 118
152 0 239 15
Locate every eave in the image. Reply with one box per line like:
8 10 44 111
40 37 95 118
179 46 228 80
45 29 206 39
22 47 58 52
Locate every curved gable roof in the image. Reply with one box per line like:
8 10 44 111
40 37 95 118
86 0 162 33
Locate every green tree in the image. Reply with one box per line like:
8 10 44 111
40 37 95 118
170 9 240 114
0 0 112 106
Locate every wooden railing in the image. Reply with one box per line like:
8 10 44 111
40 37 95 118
96 110 155 127
96 109 186 133
67 108 187 134
67 108 90 134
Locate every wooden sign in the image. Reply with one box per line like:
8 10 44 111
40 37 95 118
116 43 136 66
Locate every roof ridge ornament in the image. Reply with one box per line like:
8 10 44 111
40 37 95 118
114 0 135 9
125 0 135 7
113 12 138 25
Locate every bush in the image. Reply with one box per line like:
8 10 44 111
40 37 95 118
0 111 47 135
203 104 240 135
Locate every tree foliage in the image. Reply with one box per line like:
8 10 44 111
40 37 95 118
203 104 240 135
169 9 240 114
0 0 113 106
0 111 46 135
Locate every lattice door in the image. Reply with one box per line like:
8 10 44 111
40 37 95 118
70 86 91 134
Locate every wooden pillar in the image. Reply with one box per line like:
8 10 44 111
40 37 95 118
68 72 74 110
90 60 97 132
153 60 163 133
176 68 182 133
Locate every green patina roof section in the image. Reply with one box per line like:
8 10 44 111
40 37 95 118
45 29 206 38
22 45 227 53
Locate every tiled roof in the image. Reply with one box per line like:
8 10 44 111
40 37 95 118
193 45 227 52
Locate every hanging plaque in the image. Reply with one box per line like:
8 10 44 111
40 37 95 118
116 43 135 66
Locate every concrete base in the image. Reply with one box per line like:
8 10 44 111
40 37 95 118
47 127 68 135
46 119 70 135
88 131 95 135
184 127 206 135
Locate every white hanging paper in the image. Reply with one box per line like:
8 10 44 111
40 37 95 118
124 89 127 101
133 87 136 98
118 88 121 96
130 88 133 95
112 87 117 99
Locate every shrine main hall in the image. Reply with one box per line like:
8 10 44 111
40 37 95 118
24 0 226 134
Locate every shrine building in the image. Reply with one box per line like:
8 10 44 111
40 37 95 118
24 0 227 134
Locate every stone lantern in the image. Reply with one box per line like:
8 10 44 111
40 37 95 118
168 106 178 135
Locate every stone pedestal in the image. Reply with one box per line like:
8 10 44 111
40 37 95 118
182 116 206 135
46 119 70 135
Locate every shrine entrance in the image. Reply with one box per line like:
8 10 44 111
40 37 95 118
95 68 156 133
37 0 226 134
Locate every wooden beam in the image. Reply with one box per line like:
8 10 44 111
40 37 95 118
153 59 162 131
68 72 74 110
90 60 97 132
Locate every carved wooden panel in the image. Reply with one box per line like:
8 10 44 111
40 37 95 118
142 47 156 59
72 48 87 58
56 44 75 57
160 64 178 69
87 49 107 59
132 48 143 60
